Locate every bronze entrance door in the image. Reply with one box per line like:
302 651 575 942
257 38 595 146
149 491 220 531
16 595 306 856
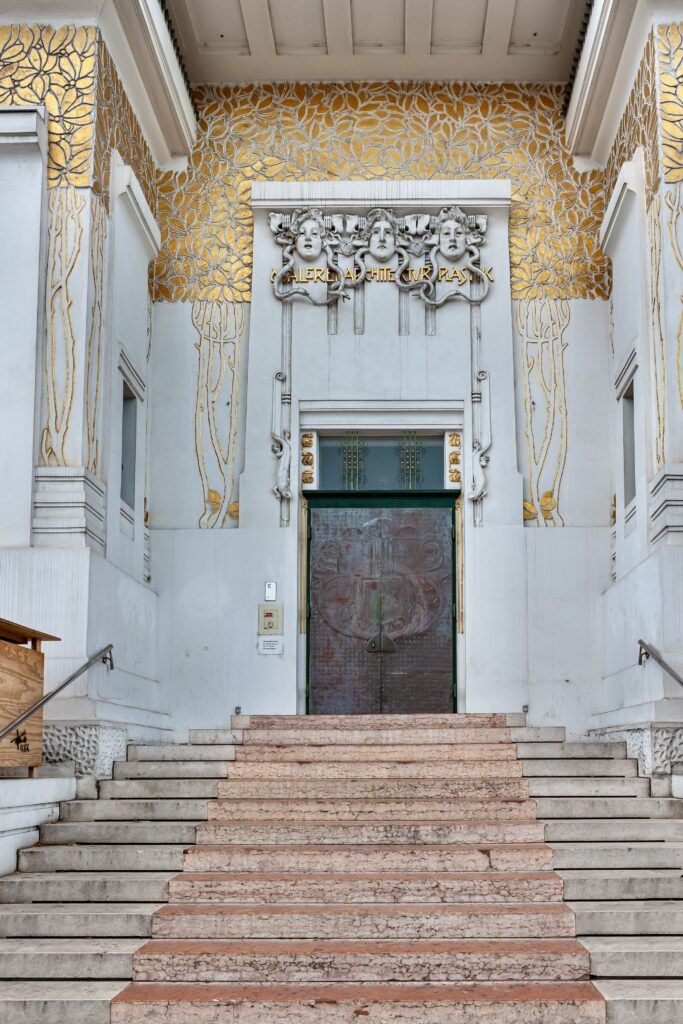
307 500 455 713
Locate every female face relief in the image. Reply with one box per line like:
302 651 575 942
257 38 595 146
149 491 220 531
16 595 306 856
438 219 467 261
368 218 396 262
295 218 323 261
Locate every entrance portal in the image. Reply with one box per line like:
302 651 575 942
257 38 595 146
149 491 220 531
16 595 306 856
307 497 455 713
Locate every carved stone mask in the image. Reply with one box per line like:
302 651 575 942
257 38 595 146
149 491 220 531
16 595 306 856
295 218 323 261
438 219 467 261
368 219 396 262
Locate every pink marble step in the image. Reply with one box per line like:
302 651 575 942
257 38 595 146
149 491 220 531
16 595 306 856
152 903 575 940
183 843 555 874
112 981 605 1024
216 778 530 800
168 871 563 905
132 937 589 984
226 760 524 779
195 820 546 846
206 798 537 822
239 714 511 729
235 744 518 763
243 727 512 746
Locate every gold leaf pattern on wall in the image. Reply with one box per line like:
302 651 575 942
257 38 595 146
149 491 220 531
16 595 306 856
191 300 245 527
0 24 96 188
516 297 570 526
85 195 107 473
649 193 667 469
93 35 156 215
658 23 683 183
606 31 659 207
155 82 609 304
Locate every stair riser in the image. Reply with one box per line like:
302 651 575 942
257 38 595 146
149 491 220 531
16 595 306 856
41 824 199 844
242 728 514 745
114 763 231 780
545 822 683 841
216 779 530 799
563 879 683 900
18 847 186 872
127 746 236 762
0 953 134 979
588 952 683 977
196 822 546 845
235 744 517 762
111 994 605 1024
551 846 683 869
0 878 171 903
226 761 524 779
527 781 649 797
517 744 626 759
61 801 209 822
133 949 588 984
168 876 564 904
153 910 576 940
235 714 517 729
0 914 154 938
183 845 555 874
575 910 683 935
522 761 637 778
536 799 683 819
206 799 538 821
101 782 220 799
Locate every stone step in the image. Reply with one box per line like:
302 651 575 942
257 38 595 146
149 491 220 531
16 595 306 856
111 981 604 1024
152 902 576 940
206 798 538 822
517 742 627 759
544 819 683 842
597 979 683 1023
572 899 683 935
40 821 199 844
527 779 649 797
0 981 125 1024
241 727 566 746
188 730 242 744
0 938 140 979
536 797 683 818
551 842 683 869
0 903 162 938
18 845 187 872
560 869 683 900
216 778 530 800
60 799 209 821
196 820 546 846
114 761 231 780
183 843 555 874
101 779 220 799
127 744 235 762
583 936 683 977
226 760 524 779
168 871 564 905
235 743 519 763
0 871 174 903
233 714 525 729
522 759 637 777
133 936 589 983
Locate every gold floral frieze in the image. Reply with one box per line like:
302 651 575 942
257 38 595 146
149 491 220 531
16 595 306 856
606 31 660 206
156 82 609 304
0 24 97 188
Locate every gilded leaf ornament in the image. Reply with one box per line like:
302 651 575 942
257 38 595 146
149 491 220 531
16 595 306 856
156 82 609 304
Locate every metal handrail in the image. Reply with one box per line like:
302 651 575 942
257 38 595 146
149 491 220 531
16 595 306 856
0 644 114 742
638 638 683 689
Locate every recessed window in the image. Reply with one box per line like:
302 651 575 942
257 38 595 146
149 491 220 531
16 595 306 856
318 433 444 491
622 381 636 508
121 380 137 509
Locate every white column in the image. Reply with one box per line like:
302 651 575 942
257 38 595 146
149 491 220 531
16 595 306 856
0 106 47 547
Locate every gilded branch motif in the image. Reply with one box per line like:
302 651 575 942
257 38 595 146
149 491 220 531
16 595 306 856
659 24 683 411
607 31 659 207
42 186 85 467
156 82 608 304
648 195 667 469
191 300 245 527
517 298 570 526
85 195 106 473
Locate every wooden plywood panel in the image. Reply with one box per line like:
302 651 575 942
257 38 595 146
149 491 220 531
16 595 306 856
0 640 43 767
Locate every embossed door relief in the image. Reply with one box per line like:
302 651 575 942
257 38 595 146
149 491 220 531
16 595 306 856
308 505 454 713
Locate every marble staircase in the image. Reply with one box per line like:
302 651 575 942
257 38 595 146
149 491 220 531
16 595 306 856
0 714 681 1022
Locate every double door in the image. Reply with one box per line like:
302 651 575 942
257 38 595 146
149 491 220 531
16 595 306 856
307 497 455 713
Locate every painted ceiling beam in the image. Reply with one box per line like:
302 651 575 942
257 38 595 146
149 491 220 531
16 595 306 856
404 0 433 59
482 0 516 59
322 0 353 58
239 0 276 59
